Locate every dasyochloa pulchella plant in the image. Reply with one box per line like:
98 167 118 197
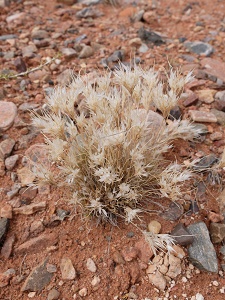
31 63 203 254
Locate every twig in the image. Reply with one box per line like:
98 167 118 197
0 55 60 80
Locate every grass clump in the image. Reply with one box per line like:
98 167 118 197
31 64 202 252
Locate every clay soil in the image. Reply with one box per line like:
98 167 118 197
1 0 225 299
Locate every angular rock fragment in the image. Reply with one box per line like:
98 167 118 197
21 258 53 292
171 223 194 246
60 257 76 280
0 218 9 246
210 223 225 244
0 101 17 131
187 222 218 273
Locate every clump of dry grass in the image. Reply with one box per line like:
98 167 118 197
31 64 202 253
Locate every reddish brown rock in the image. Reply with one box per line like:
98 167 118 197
135 237 154 264
0 138 15 160
13 201 46 215
0 203 13 219
0 101 17 131
189 110 217 123
14 232 58 255
201 58 225 83
208 211 224 223
122 246 139 262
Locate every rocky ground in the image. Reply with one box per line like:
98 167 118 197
1 0 225 299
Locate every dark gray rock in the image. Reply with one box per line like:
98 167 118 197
76 7 103 19
108 50 125 62
193 154 218 171
138 27 164 45
187 221 218 273
171 223 194 246
211 108 225 125
169 106 182 120
0 218 9 246
14 57 27 73
0 34 17 41
21 258 53 292
160 202 183 221
184 41 214 56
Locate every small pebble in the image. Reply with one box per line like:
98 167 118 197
79 287 87 297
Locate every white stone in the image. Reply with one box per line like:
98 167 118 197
91 276 100 286
60 258 76 280
79 288 87 297
195 293 204 300
86 258 97 273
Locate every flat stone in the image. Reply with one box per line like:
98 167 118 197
187 221 218 273
31 29 49 40
0 34 17 40
60 257 76 280
160 202 183 221
6 12 25 23
14 232 58 255
21 258 53 292
13 201 46 215
79 45 94 59
148 270 167 291
61 48 77 60
0 138 15 160
56 69 73 85
0 218 9 245
184 41 214 56
76 7 103 19
17 166 36 186
210 223 225 243
211 109 225 125
86 258 97 272
201 58 225 83
189 110 217 123
171 223 194 246
19 186 38 200
166 254 182 279
196 89 216 104
28 69 50 82
1 234 15 258
47 288 60 300
210 131 223 141
193 154 218 170
138 27 164 45
0 101 17 131
22 44 37 58
5 154 19 170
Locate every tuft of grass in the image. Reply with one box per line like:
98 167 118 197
31 63 202 253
